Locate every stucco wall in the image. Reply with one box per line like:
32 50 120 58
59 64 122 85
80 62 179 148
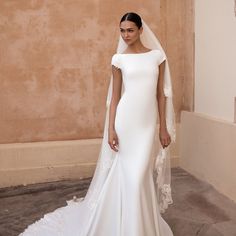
195 0 236 122
179 0 236 203
0 0 194 144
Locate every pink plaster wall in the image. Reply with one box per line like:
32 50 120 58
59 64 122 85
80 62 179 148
0 0 194 143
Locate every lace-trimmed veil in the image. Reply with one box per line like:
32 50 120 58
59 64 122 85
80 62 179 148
71 19 176 234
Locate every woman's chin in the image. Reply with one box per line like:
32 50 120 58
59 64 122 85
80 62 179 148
125 41 134 46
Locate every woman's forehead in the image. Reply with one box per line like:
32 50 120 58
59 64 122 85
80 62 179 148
120 20 137 29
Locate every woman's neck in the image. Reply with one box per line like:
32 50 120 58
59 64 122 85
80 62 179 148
125 40 148 53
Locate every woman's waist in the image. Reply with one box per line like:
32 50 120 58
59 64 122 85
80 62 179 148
120 92 156 103
117 94 157 111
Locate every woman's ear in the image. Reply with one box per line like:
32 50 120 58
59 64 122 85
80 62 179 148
139 26 143 35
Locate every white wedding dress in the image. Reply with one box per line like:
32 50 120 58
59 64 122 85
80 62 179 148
19 49 174 236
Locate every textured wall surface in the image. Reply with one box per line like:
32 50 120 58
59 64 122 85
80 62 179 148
163 0 194 113
0 0 194 143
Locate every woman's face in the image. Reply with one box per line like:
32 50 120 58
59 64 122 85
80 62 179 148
120 20 143 45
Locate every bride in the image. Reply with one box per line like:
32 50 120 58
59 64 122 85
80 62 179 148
19 12 176 236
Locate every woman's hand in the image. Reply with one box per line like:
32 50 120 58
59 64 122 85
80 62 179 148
108 128 119 152
159 127 171 148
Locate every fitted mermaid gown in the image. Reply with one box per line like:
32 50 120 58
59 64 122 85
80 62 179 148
19 49 174 236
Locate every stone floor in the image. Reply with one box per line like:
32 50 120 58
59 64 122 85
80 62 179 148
0 167 236 236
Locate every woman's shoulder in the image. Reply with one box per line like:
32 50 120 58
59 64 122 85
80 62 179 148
152 49 166 65
151 49 162 54
111 53 121 69
111 53 122 62
111 53 119 58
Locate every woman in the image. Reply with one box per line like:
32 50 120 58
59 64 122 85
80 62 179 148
19 12 176 236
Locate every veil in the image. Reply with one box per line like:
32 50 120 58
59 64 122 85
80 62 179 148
70 19 176 234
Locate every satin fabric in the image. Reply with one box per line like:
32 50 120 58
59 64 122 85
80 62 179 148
19 50 174 236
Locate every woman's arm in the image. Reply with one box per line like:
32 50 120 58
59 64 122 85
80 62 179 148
157 60 171 148
108 65 122 152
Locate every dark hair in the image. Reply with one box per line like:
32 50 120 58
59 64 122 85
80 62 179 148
120 12 142 29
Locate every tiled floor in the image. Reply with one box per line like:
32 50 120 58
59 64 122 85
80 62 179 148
0 167 236 236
